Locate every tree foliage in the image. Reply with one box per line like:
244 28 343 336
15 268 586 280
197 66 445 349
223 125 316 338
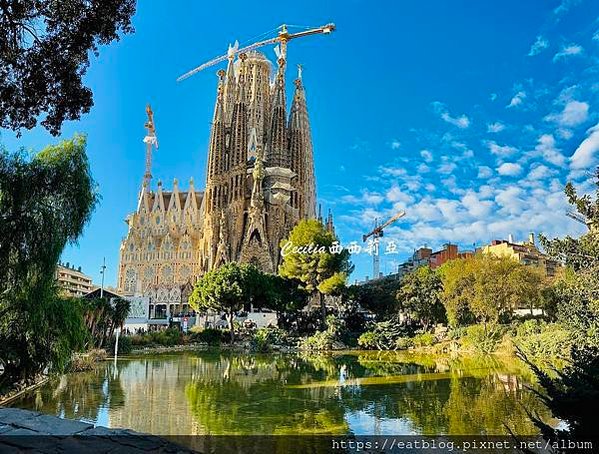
0 0 136 136
0 135 98 389
346 278 401 319
438 254 545 327
397 266 446 330
83 297 131 349
520 168 599 450
278 219 353 325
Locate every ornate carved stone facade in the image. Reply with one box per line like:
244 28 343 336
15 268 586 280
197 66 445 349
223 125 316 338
117 51 318 308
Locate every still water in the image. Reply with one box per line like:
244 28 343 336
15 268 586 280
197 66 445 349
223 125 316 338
12 351 550 436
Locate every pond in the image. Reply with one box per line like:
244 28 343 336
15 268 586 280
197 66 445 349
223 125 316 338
11 351 551 439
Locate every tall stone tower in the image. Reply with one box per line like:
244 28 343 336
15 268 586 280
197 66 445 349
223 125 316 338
199 51 317 273
118 51 319 310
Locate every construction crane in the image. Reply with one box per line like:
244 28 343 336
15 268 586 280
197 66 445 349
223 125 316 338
177 23 336 82
363 211 406 280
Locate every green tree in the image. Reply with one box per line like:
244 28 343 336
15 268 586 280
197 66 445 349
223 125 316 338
189 263 256 342
519 168 599 450
346 277 401 319
397 266 446 330
0 0 136 136
0 135 98 389
438 254 545 328
278 219 353 326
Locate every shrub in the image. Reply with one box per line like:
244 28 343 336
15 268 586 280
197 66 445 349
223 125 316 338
107 335 132 354
395 337 414 350
251 327 289 352
461 324 505 354
189 328 225 346
512 319 572 360
412 332 436 347
357 318 408 350
301 330 337 351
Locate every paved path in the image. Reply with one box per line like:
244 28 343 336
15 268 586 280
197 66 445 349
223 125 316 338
0 407 195 453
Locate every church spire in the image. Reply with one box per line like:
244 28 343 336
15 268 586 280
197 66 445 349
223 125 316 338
230 52 249 169
142 104 158 188
288 67 316 219
223 52 237 124
266 57 288 167
206 70 227 214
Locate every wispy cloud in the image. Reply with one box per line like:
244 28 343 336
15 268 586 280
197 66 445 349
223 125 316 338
553 0 581 16
485 140 518 156
390 139 401 150
545 100 589 127
507 91 526 108
432 102 470 128
553 44 583 62
420 149 433 163
497 162 523 176
528 36 549 56
532 134 566 167
487 122 506 133
570 123 599 169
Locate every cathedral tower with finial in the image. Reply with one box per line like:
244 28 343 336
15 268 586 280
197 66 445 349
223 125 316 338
200 48 318 272
118 25 333 309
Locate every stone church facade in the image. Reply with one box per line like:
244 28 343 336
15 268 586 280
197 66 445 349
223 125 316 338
117 51 320 313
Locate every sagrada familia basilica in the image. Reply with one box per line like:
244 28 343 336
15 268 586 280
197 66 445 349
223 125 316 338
117 50 333 311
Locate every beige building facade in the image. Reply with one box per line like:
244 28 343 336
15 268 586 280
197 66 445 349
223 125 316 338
117 51 318 312
55 263 95 297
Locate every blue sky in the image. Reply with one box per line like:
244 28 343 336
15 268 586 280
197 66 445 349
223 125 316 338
1 0 599 285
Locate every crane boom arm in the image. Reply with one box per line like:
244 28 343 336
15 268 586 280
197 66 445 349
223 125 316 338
177 23 335 82
362 211 405 241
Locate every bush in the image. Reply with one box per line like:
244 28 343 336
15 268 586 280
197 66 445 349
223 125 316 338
107 335 132 354
300 330 337 351
357 318 408 350
512 319 572 360
461 324 505 354
395 337 414 350
251 327 289 352
412 332 436 347
128 327 184 348
189 328 225 346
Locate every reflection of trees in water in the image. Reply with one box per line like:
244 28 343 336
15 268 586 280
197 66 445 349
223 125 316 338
350 352 550 435
186 352 348 435
15 363 125 423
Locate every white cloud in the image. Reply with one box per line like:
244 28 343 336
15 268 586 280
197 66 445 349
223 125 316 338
433 102 470 128
461 191 494 217
420 149 433 163
554 0 581 16
487 122 506 133
438 162 457 174
386 185 414 205
417 163 430 173
379 166 407 177
528 164 555 180
495 186 525 214
507 91 526 108
486 140 518 156
570 122 599 169
390 140 401 150
490 93 498 101
533 134 566 166
553 44 583 61
593 30 599 41
477 166 493 179
528 36 549 56
545 100 589 127
497 162 523 176
341 190 384 205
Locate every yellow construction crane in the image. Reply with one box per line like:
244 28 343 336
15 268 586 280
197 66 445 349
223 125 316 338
177 23 336 82
363 211 406 280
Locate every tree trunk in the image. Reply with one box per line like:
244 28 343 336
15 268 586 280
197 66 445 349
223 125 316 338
319 292 326 329
228 311 235 344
